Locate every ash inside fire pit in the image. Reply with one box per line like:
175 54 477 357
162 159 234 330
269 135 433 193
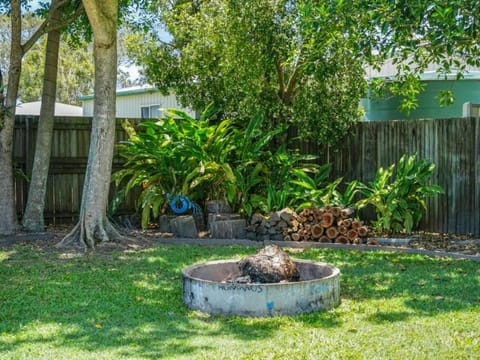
233 245 299 283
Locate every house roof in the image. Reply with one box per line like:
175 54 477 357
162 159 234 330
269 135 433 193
365 59 480 81
16 101 83 116
368 70 480 81
79 85 161 101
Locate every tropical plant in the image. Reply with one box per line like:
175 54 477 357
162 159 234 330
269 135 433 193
289 163 362 211
246 146 318 215
113 109 236 228
356 153 444 234
113 109 326 225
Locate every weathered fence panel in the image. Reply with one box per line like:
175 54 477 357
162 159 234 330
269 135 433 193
294 117 480 235
13 116 480 234
13 116 136 224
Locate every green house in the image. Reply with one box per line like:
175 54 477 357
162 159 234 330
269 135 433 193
361 71 480 121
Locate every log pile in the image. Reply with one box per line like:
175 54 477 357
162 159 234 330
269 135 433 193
247 206 369 243
282 206 369 244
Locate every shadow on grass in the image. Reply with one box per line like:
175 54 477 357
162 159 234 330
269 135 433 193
0 245 340 358
296 248 480 320
0 244 478 358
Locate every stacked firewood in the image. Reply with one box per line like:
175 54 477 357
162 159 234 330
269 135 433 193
283 206 369 244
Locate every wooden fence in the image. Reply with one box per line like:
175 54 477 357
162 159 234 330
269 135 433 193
293 117 480 235
13 116 480 234
13 116 137 224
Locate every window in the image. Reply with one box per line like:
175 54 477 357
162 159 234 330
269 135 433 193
141 104 161 119
141 106 150 119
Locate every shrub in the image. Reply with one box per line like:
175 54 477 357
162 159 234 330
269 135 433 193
113 109 236 228
356 153 444 234
113 109 320 226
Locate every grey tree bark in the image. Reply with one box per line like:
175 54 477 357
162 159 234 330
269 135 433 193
0 0 22 235
57 0 123 250
0 0 84 235
22 1 62 231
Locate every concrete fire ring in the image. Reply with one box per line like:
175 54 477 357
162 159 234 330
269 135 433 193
182 259 340 317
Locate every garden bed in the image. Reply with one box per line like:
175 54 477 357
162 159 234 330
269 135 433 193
1 226 479 260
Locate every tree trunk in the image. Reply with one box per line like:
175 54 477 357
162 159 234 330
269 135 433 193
0 1 22 235
57 0 121 250
0 0 83 235
22 2 62 231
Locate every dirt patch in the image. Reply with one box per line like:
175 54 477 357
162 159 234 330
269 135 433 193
1 226 479 258
406 232 480 256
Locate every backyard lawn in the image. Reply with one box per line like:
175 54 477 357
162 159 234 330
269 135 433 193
0 242 479 359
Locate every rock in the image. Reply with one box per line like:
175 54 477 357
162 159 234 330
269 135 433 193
246 230 258 241
158 215 175 233
268 211 281 225
210 219 247 239
238 245 300 283
250 213 264 226
270 233 285 241
268 227 278 235
170 216 198 238
279 208 296 225
276 221 288 231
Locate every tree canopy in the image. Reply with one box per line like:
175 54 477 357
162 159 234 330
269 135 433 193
19 36 94 104
364 0 480 111
127 0 368 146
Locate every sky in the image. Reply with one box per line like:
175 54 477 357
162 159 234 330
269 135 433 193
24 0 172 86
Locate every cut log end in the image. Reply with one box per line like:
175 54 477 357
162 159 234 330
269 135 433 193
335 235 349 244
326 226 339 239
319 235 331 243
357 226 368 237
340 207 355 219
311 224 324 238
291 233 301 242
320 212 334 228
352 220 363 230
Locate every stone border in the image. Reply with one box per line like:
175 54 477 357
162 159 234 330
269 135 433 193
154 237 480 262
1 232 479 262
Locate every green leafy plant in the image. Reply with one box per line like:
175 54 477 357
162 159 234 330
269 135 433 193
357 153 444 234
113 108 237 228
113 108 325 224
290 164 362 211
247 146 319 215
222 114 319 217
13 162 29 181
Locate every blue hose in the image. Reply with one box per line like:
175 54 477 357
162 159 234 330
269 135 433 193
166 193 201 215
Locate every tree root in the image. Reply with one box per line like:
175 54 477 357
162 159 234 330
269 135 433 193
55 217 135 251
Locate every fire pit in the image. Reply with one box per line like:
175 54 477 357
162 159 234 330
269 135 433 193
182 258 340 317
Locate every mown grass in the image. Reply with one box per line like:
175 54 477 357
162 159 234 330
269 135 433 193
0 243 479 359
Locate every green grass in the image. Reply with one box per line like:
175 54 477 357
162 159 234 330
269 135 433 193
0 243 479 359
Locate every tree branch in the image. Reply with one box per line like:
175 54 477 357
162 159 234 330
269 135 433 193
22 1 84 55
274 51 285 99
283 61 302 105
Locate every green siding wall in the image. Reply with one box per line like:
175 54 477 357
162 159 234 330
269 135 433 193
362 80 480 121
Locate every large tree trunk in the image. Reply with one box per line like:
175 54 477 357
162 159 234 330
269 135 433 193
57 0 122 250
22 1 62 232
0 0 22 235
0 0 83 235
